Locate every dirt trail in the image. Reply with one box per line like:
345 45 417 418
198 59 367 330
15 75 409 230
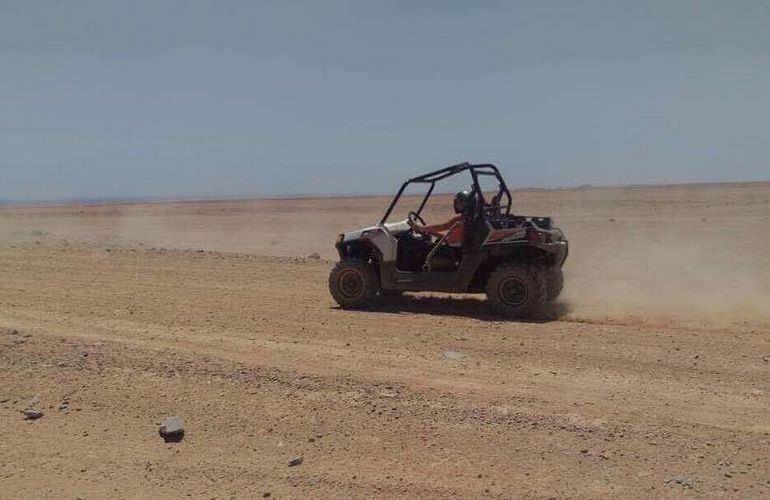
2 245 769 498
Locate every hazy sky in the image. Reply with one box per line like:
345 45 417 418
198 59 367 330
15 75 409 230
2 1 770 201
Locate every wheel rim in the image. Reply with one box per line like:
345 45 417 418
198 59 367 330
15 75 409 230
338 269 365 300
498 277 528 307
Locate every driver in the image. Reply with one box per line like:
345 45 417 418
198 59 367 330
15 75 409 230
413 191 472 247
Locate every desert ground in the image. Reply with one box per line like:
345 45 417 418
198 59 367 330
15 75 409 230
1 183 769 498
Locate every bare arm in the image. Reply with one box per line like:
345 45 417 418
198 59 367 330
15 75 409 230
415 215 462 236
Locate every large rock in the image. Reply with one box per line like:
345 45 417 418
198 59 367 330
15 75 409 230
159 416 184 442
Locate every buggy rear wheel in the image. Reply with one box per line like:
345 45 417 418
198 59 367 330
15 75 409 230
545 267 564 301
329 260 379 309
486 263 546 318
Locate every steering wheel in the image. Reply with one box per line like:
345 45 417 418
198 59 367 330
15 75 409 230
407 211 426 227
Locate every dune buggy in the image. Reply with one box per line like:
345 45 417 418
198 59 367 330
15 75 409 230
328 162 568 318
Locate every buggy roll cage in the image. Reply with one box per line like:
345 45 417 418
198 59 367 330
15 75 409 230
380 162 513 225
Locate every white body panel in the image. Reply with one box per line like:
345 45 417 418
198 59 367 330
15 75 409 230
341 219 411 263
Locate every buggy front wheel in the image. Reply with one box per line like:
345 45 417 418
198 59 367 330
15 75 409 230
329 260 379 309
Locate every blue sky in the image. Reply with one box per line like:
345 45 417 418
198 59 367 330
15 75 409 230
2 1 769 201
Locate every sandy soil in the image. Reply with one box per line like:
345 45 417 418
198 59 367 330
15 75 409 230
1 183 769 498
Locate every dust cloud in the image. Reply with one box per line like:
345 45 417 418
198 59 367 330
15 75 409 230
525 184 770 326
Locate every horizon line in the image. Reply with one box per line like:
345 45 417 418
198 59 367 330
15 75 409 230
1 178 769 209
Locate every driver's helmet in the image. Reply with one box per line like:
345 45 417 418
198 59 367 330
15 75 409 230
453 190 473 215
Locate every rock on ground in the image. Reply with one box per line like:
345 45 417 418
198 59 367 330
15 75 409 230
159 416 184 442
22 409 44 420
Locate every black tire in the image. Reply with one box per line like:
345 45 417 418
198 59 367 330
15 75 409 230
485 262 547 318
545 267 564 302
329 260 379 309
